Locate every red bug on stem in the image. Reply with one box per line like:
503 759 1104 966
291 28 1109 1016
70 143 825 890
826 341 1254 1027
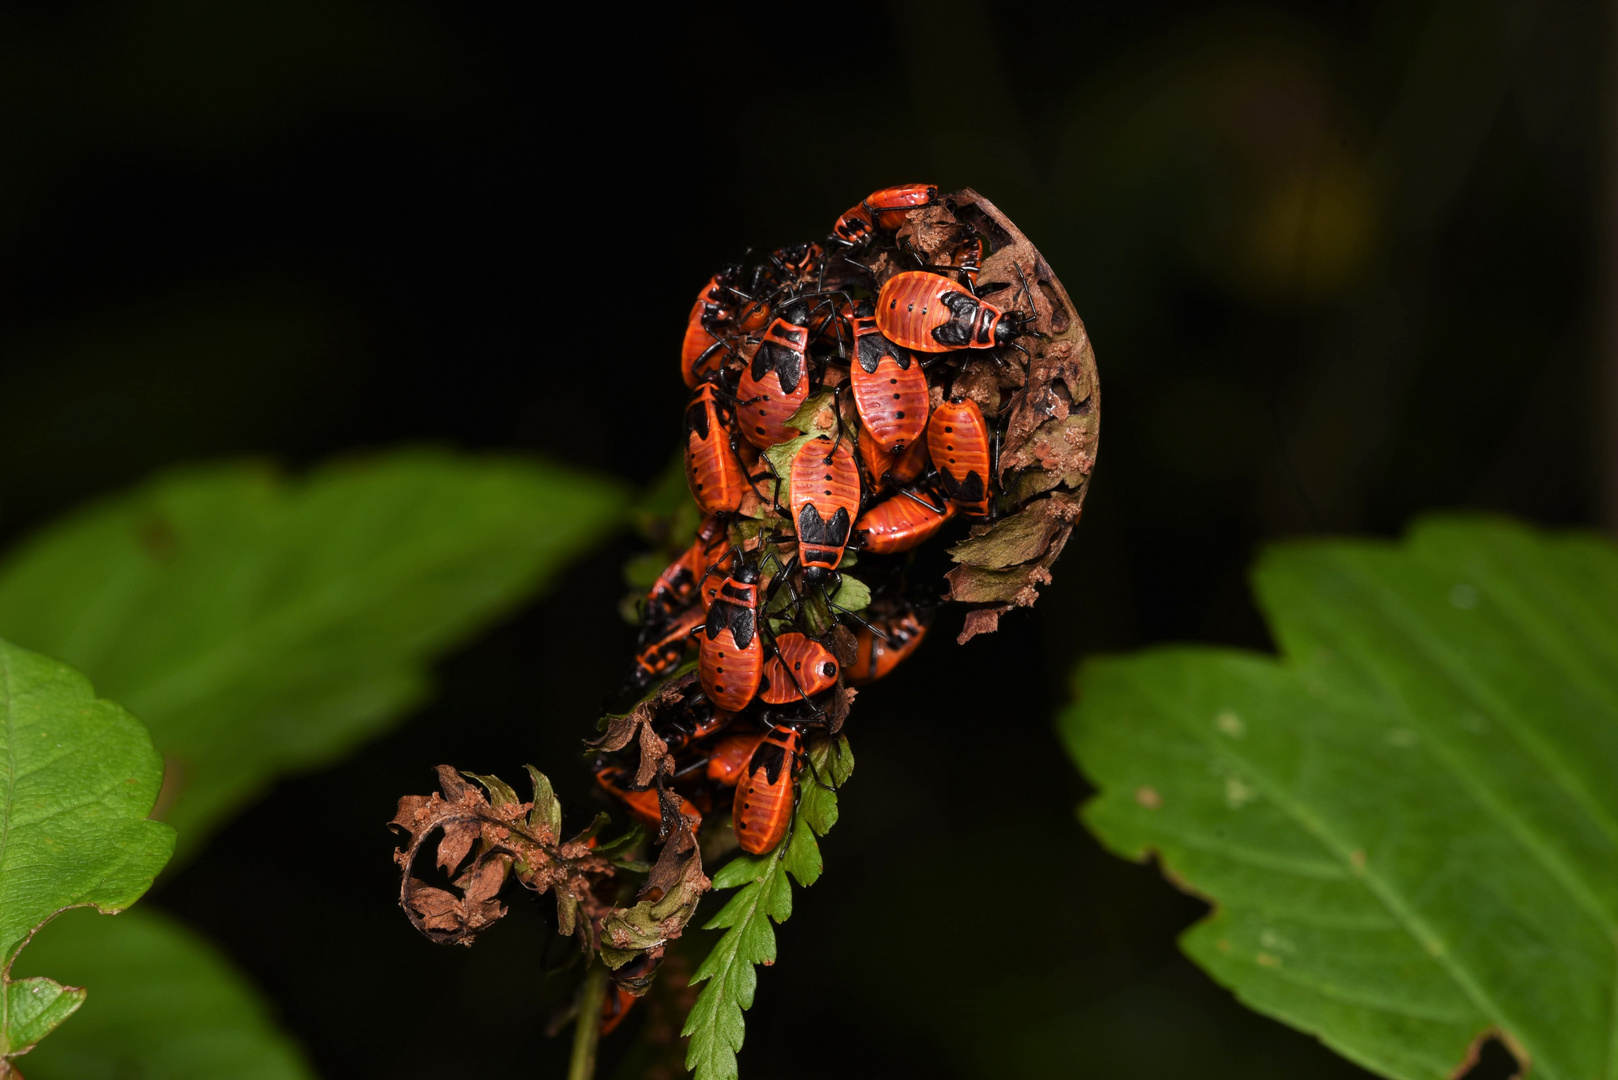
697 558 765 711
927 397 994 517
758 632 839 705
680 266 742 388
854 489 957 554
876 270 1030 353
644 515 730 629
684 381 748 515
737 302 813 449
706 728 768 786
788 435 861 583
732 724 801 854
830 184 938 247
847 299 929 453
847 609 928 684
593 764 700 830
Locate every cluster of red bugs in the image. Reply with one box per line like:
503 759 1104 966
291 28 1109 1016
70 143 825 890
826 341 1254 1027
593 183 1040 869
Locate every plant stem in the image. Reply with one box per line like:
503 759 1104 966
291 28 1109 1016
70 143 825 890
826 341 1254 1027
568 961 608 1080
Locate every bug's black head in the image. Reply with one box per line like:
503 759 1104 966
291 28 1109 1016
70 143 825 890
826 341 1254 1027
734 560 761 585
802 563 830 586
996 310 1034 346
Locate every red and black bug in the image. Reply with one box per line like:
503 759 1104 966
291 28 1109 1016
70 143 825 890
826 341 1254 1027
789 435 861 582
846 610 928 685
627 605 705 691
927 397 994 516
644 515 730 629
732 724 801 854
953 235 983 289
698 558 765 711
706 728 768 786
771 241 824 282
658 691 734 753
847 299 929 453
594 764 701 830
890 435 931 488
758 632 839 705
854 490 957 555
830 184 939 247
600 986 638 1037
737 303 813 449
855 421 896 495
685 381 748 515
876 270 1030 353
680 265 742 388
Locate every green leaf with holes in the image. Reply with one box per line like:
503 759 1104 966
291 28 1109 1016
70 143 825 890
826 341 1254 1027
682 737 852 1080
0 448 628 857
0 638 174 1070
1061 516 1618 1080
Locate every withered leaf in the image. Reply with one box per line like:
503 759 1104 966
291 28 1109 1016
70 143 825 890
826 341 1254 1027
391 764 612 947
587 673 695 759
957 606 1011 645
827 684 856 736
598 821 710 970
634 716 673 790
948 493 1081 570
924 188 1099 639
829 624 859 668
945 552 1062 607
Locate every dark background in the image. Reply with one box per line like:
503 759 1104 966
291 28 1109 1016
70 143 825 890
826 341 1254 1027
2 1 1603 1076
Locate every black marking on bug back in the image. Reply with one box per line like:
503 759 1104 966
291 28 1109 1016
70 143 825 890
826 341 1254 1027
797 502 851 545
940 468 986 504
749 737 788 785
929 290 978 347
725 600 757 650
719 580 753 604
856 326 913 375
686 394 712 440
752 341 806 393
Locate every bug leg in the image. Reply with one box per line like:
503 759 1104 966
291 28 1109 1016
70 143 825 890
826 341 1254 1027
671 755 712 781
897 486 949 514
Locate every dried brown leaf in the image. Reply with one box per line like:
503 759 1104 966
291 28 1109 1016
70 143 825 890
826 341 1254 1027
390 765 614 947
948 493 1081 570
598 820 710 969
904 189 1099 638
957 606 1011 645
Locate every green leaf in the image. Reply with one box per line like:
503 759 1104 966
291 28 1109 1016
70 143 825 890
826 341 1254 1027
759 433 818 508
13 907 314 1079
0 638 174 1065
524 764 563 837
784 391 836 436
1061 516 1618 1080
683 738 852 1080
830 574 870 615
0 448 628 856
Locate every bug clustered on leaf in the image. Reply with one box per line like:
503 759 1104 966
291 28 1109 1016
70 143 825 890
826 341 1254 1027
389 186 1098 1071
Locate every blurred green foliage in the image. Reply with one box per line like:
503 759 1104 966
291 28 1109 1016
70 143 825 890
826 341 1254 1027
0 449 627 1079
0 449 628 856
16 908 314 1080
1064 517 1618 1078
